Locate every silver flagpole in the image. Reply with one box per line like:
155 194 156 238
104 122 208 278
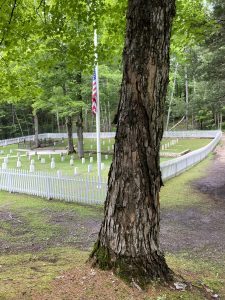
94 29 102 184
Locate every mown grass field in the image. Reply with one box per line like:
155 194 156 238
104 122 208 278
0 154 224 299
0 138 212 177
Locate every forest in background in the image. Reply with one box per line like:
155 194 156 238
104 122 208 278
0 0 224 139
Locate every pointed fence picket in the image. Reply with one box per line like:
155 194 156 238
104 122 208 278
0 168 107 205
0 130 222 204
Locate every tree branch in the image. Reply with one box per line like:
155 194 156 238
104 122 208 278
0 0 8 12
37 0 45 10
0 0 17 46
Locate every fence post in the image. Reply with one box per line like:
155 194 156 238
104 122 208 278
46 176 52 200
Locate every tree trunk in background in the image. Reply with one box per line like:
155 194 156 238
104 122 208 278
76 110 84 158
34 112 39 148
66 116 75 154
91 0 175 285
56 110 60 133
13 106 24 136
108 101 111 132
84 108 88 132
166 62 178 131
76 71 84 157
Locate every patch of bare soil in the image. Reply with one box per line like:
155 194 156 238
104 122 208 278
0 209 102 254
2 137 225 299
31 265 146 300
161 136 225 261
46 210 101 250
193 135 225 201
160 205 225 261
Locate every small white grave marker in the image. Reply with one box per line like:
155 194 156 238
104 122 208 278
74 167 79 175
88 164 92 173
105 154 108 160
61 156 65 162
2 162 7 170
70 158 74 166
101 162 105 170
90 157 93 163
30 164 35 172
82 158 85 164
17 160 22 168
41 158 46 164
57 170 62 177
51 158 55 169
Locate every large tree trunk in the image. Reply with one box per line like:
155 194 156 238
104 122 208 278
76 110 84 158
66 116 75 154
90 0 175 285
33 112 39 148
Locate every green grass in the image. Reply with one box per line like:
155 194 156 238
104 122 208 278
161 138 212 153
0 247 87 299
0 138 213 178
160 155 213 208
0 153 224 299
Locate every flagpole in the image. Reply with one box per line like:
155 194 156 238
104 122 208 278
94 29 102 184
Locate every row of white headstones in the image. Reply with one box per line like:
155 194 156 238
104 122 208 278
1 152 109 175
161 139 179 151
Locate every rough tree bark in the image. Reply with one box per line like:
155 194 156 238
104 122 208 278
90 0 175 285
66 116 75 154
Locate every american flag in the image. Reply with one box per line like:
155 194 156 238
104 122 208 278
92 70 97 114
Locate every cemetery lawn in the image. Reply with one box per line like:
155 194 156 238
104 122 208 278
0 154 225 299
0 138 212 177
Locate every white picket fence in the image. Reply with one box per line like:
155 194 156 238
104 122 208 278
0 169 107 205
0 130 222 204
161 130 222 181
0 130 220 147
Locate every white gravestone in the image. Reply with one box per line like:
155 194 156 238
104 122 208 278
88 164 92 173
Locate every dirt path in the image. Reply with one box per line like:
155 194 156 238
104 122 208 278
1 137 225 261
1 136 225 299
193 135 225 201
160 135 225 261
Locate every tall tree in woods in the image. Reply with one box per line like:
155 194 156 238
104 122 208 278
91 0 176 285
